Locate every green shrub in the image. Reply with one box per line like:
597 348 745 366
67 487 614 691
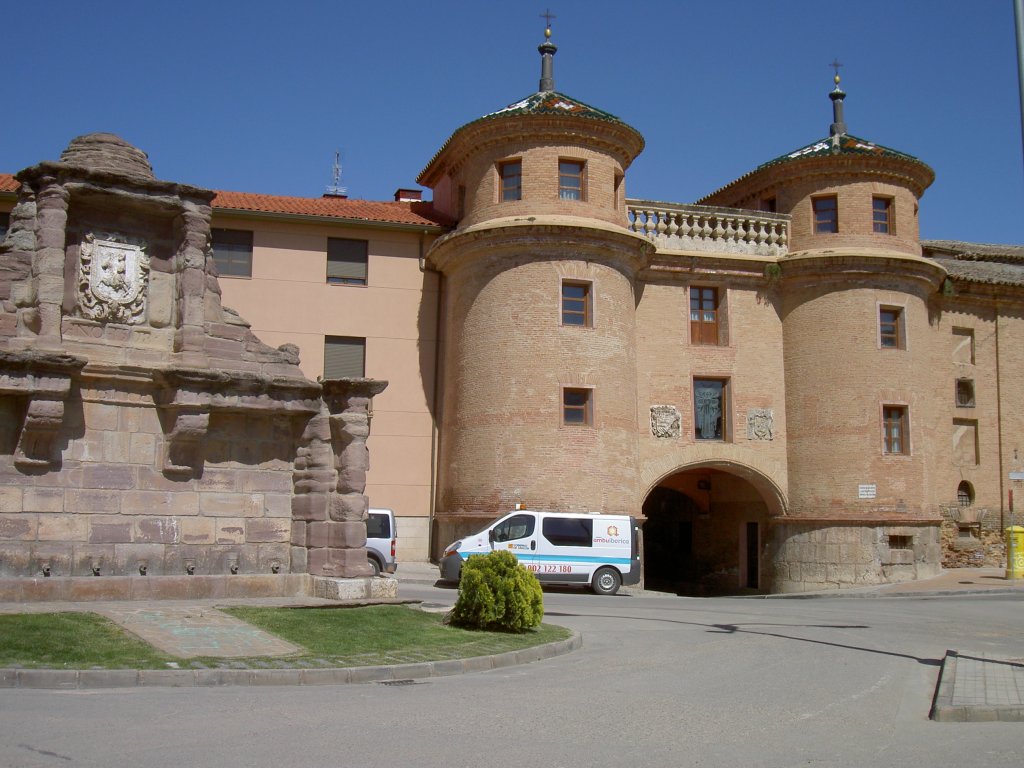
448 550 544 633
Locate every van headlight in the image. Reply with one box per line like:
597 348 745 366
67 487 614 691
442 541 460 557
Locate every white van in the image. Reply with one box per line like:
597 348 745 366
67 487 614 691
438 509 640 595
365 508 397 576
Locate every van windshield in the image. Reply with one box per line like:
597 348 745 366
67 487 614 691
491 514 535 542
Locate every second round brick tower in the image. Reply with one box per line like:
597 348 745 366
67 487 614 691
701 75 944 588
419 25 650 549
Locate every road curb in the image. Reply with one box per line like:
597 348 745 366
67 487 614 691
0 631 582 690
930 650 1024 722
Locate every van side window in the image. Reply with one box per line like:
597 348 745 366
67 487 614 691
492 514 535 542
366 513 390 538
543 517 593 547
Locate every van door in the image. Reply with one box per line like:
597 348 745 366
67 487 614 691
488 513 537 572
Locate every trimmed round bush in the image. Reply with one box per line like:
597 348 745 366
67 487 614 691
448 550 544 632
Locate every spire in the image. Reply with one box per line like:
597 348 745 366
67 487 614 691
538 11 557 92
828 59 847 137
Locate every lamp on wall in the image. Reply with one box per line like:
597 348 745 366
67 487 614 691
697 478 711 491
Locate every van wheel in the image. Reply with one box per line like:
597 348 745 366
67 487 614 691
367 557 381 577
591 567 621 596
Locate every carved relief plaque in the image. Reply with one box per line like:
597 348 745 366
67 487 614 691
78 232 149 324
650 405 681 439
746 408 774 440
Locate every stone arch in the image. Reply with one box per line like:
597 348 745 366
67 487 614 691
639 456 787 595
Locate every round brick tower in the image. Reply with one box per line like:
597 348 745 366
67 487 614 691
701 77 945 590
419 26 649 549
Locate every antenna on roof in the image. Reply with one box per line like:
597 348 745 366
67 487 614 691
324 150 348 198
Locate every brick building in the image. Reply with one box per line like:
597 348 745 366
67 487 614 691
1 28 1021 593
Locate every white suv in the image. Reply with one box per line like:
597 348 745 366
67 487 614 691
365 508 397 576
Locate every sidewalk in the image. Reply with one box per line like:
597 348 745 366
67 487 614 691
0 565 1021 714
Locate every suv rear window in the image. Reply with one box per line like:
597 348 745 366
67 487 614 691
366 513 390 538
543 517 593 547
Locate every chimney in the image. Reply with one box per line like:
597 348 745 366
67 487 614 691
394 188 422 202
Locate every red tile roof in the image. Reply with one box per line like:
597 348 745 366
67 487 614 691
213 190 451 228
0 173 451 228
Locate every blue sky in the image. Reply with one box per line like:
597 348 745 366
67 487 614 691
3 0 1022 244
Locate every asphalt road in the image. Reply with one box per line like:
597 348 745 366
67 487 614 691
2 585 1023 768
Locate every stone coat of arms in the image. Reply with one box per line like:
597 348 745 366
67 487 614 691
78 233 149 324
650 405 681 439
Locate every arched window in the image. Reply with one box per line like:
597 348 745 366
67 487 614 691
957 481 974 507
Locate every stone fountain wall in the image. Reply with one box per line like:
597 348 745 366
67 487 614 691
0 135 384 596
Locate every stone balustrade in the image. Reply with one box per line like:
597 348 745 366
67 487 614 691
627 199 790 257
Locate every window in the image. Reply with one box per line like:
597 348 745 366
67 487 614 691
694 379 728 441
690 287 721 346
365 512 391 539
957 481 974 508
812 195 838 233
879 306 905 349
561 281 591 326
614 173 624 209
323 336 365 379
952 327 975 365
543 517 593 547
0 212 9 240
761 197 777 213
492 514 534 543
882 406 908 455
955 379 975 407
499 160 521 201
327 238 368 285
872 196 893 234
558 160 585 201
953 419 979 466
888 535 913 550
562 387 593 426
211 228 253 278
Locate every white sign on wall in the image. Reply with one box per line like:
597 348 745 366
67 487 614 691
858 484 877 500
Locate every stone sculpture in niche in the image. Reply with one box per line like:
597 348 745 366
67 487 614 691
78 232 149 324
747 408 774 440
650 405 681 438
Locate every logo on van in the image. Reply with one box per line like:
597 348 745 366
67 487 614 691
607 525 619 537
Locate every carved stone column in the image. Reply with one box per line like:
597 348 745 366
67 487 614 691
303 378 388 578
30 178 70 347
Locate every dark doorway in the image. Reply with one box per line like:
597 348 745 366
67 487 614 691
744 522 759 589
642 487 701 592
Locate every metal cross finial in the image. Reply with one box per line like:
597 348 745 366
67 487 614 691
541 8 556 30
830 58 843 80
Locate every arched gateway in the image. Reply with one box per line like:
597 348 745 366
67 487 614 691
642 464 785 595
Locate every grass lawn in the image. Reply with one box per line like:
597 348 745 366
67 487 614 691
0 605 571 670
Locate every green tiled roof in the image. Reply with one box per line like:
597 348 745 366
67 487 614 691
478 91 628 125
759 133 929 171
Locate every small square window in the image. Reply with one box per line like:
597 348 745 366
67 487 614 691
327 238 368 285
872 196 893 234
883 405 909 455
559 160 585 201
499 160 522 202
955 379 975 407
562 387 593 426
561 281 591 327
888 535 913 550
694 379 728 441
211 228 253 278
879 306 905 349
324 336 365 379
690 287 721 346
812 195 838 233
